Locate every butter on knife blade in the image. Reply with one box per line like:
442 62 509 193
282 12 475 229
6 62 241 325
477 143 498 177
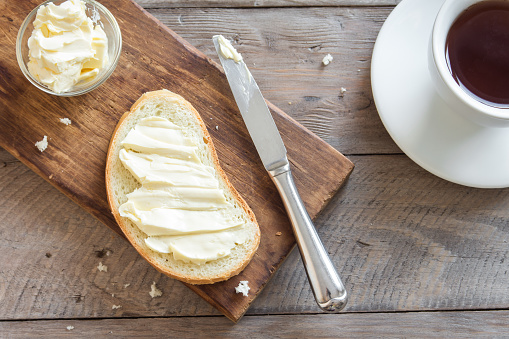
216 35 243 62
213 35 286 171
215 35 253 85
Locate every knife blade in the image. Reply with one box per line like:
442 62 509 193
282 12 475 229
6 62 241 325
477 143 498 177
212 36 287 172
213 35 348 312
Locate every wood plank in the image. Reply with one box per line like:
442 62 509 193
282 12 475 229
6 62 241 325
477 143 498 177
143 6 399 155
253 154 509 314
0 0 353 322
5 0 508 321
1 311 508 337
0 149 219 319
135 0 402 8
3 147 509 319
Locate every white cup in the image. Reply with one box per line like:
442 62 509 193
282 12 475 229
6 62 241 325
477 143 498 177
428 0 509 128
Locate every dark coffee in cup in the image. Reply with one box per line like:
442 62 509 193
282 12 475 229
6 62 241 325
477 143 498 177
446 1 509 108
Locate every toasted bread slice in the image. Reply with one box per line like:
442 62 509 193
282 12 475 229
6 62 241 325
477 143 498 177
105 90 260 284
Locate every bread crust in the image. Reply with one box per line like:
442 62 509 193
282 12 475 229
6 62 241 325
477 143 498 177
105 90 260 284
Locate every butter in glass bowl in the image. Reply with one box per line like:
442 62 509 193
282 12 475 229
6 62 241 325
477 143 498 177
16 0 122 96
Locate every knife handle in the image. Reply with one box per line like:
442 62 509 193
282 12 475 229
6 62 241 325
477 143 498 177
269 164 348 312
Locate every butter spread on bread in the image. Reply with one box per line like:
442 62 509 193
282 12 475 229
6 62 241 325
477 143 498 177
118 117 250 264
105 90 260 284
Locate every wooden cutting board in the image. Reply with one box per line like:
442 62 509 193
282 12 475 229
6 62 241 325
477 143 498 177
0 0 354 322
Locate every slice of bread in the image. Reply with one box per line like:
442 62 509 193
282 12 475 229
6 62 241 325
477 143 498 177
105 90 260 284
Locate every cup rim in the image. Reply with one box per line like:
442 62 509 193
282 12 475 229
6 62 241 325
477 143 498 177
16 0 122 97
431 0 509 120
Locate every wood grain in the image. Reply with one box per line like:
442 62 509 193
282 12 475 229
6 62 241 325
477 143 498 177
0 147 219 319
1 311 508 337
3 0 509 334
136 0 402 8
0 0 353 322
2 147 509 319
254 154 509 314
140 6 398 155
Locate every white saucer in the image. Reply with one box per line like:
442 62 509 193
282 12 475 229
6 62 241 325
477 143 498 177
371 0 509 188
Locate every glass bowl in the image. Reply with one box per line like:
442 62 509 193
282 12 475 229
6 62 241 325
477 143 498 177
16 0 122 96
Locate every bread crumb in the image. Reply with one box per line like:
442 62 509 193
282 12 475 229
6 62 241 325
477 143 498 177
97 262 107 272
35 136 48 152
322 54 333 66
288 101 292 105
149 281 162 298
235 280 250 297
111 293 115 297
123 283 130 288
215 125 219 130
276 232 282 236
66 326 74 331
59 118 72 125
340 87 347 94
49 174 53 180
112 305 121 309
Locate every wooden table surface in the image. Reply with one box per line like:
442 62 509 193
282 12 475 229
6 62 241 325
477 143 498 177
2 0 509 337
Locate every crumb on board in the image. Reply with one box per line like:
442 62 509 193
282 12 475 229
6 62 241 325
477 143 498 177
288 101 292 105
215 125 219 130
276 232 282 236
235 280 250 297
340 87 347 94
111 293 115 297
123 283 130 288
97 262 108 272
149 281 162 298
59 118 72 125
112 305 121 309
322 54 333 66
35 136 48 152
66 326 74 331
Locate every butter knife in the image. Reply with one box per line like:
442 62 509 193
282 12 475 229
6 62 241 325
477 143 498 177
212 35 347 312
